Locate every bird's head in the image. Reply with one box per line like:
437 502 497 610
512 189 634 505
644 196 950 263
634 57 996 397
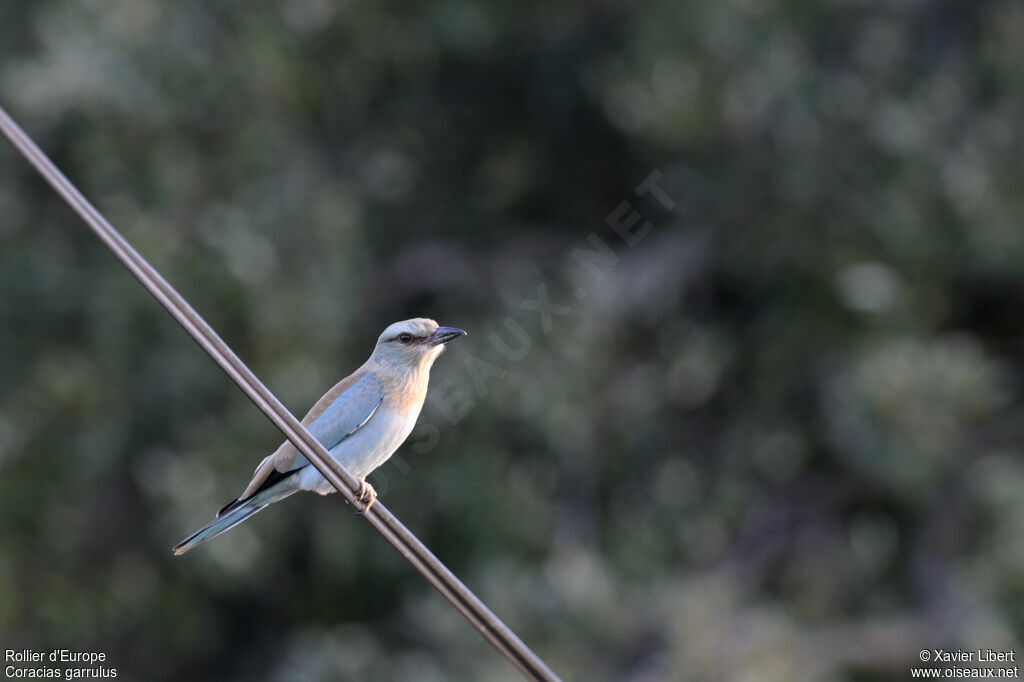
371 318 466 374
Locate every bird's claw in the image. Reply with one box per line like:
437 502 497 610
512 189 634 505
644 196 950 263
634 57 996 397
356 479 377 515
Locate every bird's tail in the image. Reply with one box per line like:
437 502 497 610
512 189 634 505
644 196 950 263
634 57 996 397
172 474 299 555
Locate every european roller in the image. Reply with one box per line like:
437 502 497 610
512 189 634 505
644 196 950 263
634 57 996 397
173 318 466 555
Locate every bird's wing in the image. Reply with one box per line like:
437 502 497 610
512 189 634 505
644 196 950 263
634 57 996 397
304 372 385 452
238 371 384 500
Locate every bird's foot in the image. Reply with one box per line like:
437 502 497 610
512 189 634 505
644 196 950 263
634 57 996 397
356 478 377 514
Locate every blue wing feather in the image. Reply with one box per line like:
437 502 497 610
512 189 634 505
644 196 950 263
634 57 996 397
287 372 385 472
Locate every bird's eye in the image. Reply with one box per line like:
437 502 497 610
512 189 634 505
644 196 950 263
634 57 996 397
398 333 413 343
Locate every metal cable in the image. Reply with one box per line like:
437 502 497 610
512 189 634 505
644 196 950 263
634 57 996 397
0 104 560 682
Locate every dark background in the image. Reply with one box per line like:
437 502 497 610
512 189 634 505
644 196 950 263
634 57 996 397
1 1 1022 680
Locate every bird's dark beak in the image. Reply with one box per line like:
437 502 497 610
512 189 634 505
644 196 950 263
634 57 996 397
428 326 467 346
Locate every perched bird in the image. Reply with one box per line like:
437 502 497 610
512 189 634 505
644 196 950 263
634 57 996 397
173 318 466 555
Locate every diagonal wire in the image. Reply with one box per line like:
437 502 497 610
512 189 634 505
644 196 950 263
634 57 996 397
0 104 561 682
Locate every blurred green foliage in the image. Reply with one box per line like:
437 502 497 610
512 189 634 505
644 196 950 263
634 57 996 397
1 0 1023 680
